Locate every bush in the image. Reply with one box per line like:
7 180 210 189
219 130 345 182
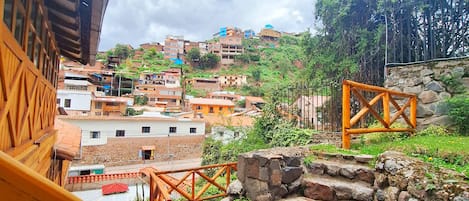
416 125 452 137
361 122 410 144
446 94 469 135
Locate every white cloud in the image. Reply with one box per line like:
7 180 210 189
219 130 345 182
98 0 317 51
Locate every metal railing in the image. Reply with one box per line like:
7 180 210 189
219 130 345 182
342 80 417 149
140 162 237 201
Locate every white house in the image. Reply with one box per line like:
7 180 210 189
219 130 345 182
57 89 92 111
59 116 206 146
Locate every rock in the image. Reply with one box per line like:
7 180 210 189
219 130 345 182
325 165 340 176
256 193 273 201
421 69 434 77
430 102 449 116
303 182 335 201
422 76 433 85
356 169 375 185
227 180 244 196
220 197 231 201
439 92 451 99
419 90 440 104
422 115 453 126
253 153 270 167
375 189 385 201
339 167 356 179
237 155 247 182
283 156 301 167
452 66 465 79
287 176 302 192
352 186 374 201
462 77 469 89
271 169 282 186
398 191 412 201
403 86 422 95
259 167 269 181
384 186 400 201
383 159 402 175
425 81 445 92
308 163 325 175
420 69 433 77
282 167 303 184
271 185 288 199
355 155 374 163
335 185 353 200
246 157 260 179
417 104 433 118
388 86 402 92
374 174 389 189
244 177 269 200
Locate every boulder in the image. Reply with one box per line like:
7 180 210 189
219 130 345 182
384 186 400 201
425 81 444 92
403 86 422 95
419 90 439 104
227 180 244 196
303 182 335 201
420 69 434 77
282 167 303 184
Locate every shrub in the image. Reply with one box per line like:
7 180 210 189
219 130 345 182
416 125 452 137
361 122 410 144
446 94 469 135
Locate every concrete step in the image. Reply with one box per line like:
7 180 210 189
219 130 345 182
305 159 375 185
302 174 374 201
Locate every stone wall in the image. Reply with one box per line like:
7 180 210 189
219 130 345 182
384 57 469 129
230 147 469 201
75 135 205 166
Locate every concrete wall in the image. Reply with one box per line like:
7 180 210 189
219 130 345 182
57 90 92 111
62 118 205 146
384 57 469 129
77 135 205 166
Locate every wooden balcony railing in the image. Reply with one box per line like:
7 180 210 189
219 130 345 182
342 80 417 149
140 162 237 201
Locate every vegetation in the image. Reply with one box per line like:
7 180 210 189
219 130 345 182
198 53 220 69
446 94 469 135
134 95 148 105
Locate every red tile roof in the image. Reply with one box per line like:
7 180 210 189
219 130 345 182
54 118 82 160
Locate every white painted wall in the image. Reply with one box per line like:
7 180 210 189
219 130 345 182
61 118 205 146
57 90 92 111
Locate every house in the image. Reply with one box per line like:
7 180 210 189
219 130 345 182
91 96 130 116
57 90 92 113
259 25 282 41
164 35 184 59
293 95 331 128
210 27 245 65
0 0 107 199
134 85 183 108
217 75 248 88
208 91 241 102
187 78 221 92
245 96 266 110
59 115 205 166
140 42 164 52
189 98 235 116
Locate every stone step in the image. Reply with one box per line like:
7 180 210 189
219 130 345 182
310 151 375 165
306 159 375 185
278 196 319 201
302 174 374 201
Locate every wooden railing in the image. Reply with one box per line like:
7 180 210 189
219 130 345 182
342 80 417 149
67 172 139 184
140 162 237 201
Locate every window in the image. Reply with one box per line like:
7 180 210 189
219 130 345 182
90 131 100 139
64 99 71 108
209 107 214 113
219 107 223 111
196 105 202 110
95 102 102 109
190 128 196 134
116 130 125 137
169 127 176 133
56 98 60 104
142 126 150 133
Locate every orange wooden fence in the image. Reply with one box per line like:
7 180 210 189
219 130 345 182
342 80 417 149
140 162 237 201
67 172 140 184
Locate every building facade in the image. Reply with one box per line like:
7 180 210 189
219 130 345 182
0 0 107 198
189 98 235 116
57 90 92 112
164 35 184 59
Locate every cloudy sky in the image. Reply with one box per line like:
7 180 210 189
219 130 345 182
98 0 317 51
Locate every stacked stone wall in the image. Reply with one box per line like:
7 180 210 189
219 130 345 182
384 57 469 129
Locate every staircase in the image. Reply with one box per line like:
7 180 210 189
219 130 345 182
301 152 375 201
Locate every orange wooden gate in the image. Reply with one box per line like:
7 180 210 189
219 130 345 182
140 162 237 201
342 80 417 149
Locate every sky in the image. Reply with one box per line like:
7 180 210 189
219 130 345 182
98 0 317 51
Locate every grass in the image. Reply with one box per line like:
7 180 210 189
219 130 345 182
309 135 469 178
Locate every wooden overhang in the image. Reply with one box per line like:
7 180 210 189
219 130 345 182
45 0 108 65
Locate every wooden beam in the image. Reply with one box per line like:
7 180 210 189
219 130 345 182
0 151 80 201
350 93 384 127
347 127 415 134
342 81 351 149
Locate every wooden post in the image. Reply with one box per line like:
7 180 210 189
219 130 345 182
383 92 390 128
410 96 417 128
342 81 351 149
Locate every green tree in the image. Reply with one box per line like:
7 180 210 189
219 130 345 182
199 53 220 69
186 48 201 63
113 44 134 59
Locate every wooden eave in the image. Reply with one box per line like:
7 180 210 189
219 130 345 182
45 0 108 65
